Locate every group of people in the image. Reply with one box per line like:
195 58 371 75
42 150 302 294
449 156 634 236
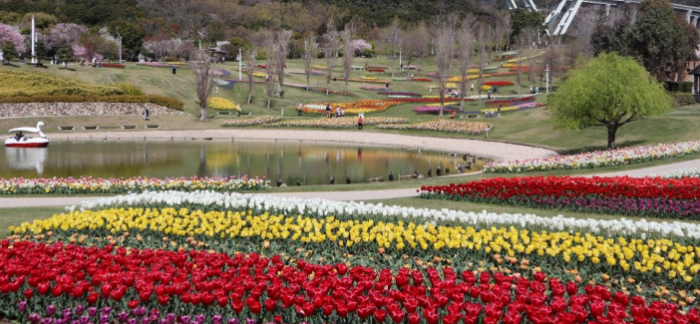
13 131 24 141
323 104 347 119
529 85 540 94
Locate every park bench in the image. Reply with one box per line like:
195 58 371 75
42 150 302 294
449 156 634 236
82 126 99 130
145 125 161 129
58 126 75 131
121 125 138 130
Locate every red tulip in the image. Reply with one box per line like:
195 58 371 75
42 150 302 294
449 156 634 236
408 313 420 324
157 295 169 306
86 292 99 304
265 298 277 312
358 303 375 319
374 309 387 323
37 282 49 295
423 308 439 324
23 288 33 299
127 300 139 309
232 299 245 314
247 297 262 314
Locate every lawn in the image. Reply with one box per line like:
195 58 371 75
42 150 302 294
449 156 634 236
0 206 65 238
4 53 699 154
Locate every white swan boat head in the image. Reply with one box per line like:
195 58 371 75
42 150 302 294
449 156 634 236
5 121 50 148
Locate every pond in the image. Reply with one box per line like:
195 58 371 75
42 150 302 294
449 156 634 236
1 141 486 185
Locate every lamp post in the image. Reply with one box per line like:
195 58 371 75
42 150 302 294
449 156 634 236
116 29 122 63
545 64 550 94
239 47 242 80
31 15 37 64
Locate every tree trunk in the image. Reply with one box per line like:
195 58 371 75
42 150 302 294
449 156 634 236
607 125 617 150
267 97 271 109
200 106 207 121
439 88 444 116
247 92 252 104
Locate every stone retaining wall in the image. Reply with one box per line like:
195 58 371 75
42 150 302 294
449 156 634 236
0 102 184 118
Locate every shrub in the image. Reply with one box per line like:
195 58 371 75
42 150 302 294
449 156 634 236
164 57 179 62
671 92 695 106
115 82 144 96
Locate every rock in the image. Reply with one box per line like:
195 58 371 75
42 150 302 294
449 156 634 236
0 102 180 118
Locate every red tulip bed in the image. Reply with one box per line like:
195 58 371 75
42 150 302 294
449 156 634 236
419 176 700 219
3 239 700 324
483 81 514 87
100 63 125 69
412 78 433 82
486 96 535 106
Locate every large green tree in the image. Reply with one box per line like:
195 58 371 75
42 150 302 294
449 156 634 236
625 0 699 80
549 53 672 150
510 8 544 44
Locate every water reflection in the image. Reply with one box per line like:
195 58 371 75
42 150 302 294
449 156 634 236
0 141 487 185
4 147 48 175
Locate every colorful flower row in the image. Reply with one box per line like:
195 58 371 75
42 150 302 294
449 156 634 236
222 116 283 127
660 169 700 178
209 70 230 77
361 76 378 80
378 91 422 97
312 88 355 96
485 140 700 173
368 68 385 72
100 63 125 69
412 77 432 82
481 102 536 113
312 64 328 69
136 62 189 68
207 97 241 111
0 177 268 195
13 205 700 289
302 100 401 115
339 77 391 84
263 117 407 129
75 190 700 240
213 79 234 89
412 106 461 114
251 71 267 78
484 81 514 86
360 85 385 91
6 240 698 324
377 120 491 135
420 175 700 220
486 96 535 106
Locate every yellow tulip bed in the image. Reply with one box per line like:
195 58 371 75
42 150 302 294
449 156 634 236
207 97 241 111
377 120 492 134
222 116 283 126
11 206 700 292
303 99 402 115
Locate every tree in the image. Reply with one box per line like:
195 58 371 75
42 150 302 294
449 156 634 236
321 19 340 95
591 18 630 57
434 21 455 116
0 23 25 55
47 23 87 52
625 0 699 81
22 12 57 30
246 48 256 104
456 16 476 111
303 35 318 91
383 17 403 78
108 20 145 61
509 8 543 45
194 51 214 121
475 24 489 103
274 30 291 97
0 11 22 25
549 53 671 150
341 25 355 92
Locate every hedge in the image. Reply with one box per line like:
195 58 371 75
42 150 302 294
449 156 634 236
665 81 693 93
671 92 696 107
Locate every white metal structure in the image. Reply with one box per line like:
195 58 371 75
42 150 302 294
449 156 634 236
510 0 700 36
5 122 50 148
30 15 37 64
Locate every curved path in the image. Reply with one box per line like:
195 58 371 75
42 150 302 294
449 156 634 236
47 129 556 162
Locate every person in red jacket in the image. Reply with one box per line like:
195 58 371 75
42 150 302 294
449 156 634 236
358 115 364 130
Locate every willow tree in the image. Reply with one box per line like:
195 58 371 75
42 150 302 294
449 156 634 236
549 53 671 150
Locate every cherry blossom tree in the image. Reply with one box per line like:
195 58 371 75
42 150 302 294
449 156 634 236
47 23 87 50
352 39 371 55
0 23 26 53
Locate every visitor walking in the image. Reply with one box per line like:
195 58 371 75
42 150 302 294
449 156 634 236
143 107 150 121
298 103 303 117
336 106 341 118
485 125 491 139
471 83 474 92
358 114 364 130
385 83 390 91
497 105 502 119
326 103 331 119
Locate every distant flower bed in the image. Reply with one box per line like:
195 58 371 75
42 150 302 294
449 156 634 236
489 72 517 77
377 120 491 134
223 116 283 127
378 91 422 97
136 62 181 68
255 64 267 69
303 99 400 115
207 97 240 111
340 77 391 84
361 76 378 80
312 64 328 69
0 176 268 195
392 77 409 81
100 63 125 69
485 140 700 173
360 85 385 91
486 96 535 106
209 70 230 77
412 106 461 114
412 77 432 82
403 65 421 70
313 89 355 96
251 71 267 78
484 81 514 86
264 117 408 129
368 68 385 72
